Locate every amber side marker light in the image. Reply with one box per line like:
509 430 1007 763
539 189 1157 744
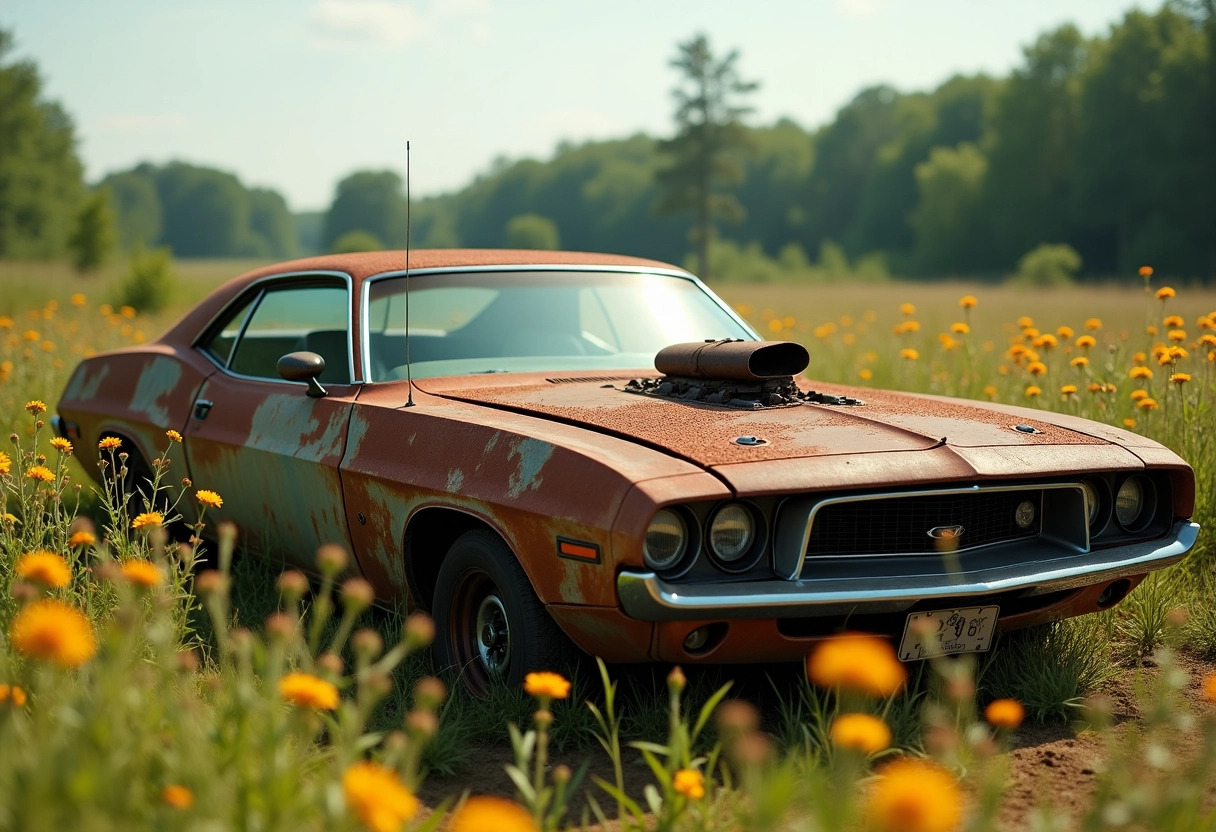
557 537 601 563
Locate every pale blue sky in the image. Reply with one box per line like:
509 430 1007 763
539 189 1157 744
4 0 1149 211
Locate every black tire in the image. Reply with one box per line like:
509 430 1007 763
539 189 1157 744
432 528 579 693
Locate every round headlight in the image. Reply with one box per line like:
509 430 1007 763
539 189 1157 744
709 503 755 563
644 508 687 571
1080 481 1099 525
1115 477 1146 529
1014 500 1036 529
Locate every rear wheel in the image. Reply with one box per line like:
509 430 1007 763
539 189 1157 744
432 528 578 693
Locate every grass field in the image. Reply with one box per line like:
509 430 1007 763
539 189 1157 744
2 258 1216 830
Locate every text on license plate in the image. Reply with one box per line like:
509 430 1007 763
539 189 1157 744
898 606 999 661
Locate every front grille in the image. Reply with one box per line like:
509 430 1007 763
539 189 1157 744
805 489 1042 557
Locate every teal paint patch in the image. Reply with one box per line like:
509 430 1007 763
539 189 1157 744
358 480 418 592
447 469 465 493
483 433 499 455
507 438 553 498
130 356 182 426
346 406 373 456
249 394 347 460
64 363 109 402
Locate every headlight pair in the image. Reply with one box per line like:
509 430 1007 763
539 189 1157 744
643 502 760 573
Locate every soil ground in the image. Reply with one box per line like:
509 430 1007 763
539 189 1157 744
416 654 1216 830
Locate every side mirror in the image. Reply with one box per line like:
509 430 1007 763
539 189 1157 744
277 351 328 398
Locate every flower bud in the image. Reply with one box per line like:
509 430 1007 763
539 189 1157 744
341 578 375 613
318 651 345 676
265 612 297 641
277 570 310 601
352 628 383 659
364 671 393 698
177 650 200 672
405 613 435 648
406 709 439 739
193 570 229 597
554 765 572 784
716 699 760 737
414 676 447 710
316 543 349 575
667 665 686 694
534 708 554 729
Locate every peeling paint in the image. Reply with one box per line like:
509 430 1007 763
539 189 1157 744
130 356 182 427
249 394 347 460
483 433 499 455
63 363 109 403
507 438 553 498
447 469 465 492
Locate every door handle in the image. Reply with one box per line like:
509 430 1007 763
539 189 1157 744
193 399 214 420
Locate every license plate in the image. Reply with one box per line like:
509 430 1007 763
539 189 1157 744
898 606 999 661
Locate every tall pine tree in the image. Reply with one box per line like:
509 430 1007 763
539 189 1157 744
655 34 758 281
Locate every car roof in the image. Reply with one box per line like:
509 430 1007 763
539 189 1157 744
159 249 688 347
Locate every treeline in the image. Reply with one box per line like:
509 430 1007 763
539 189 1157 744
403 3 1214 280
2 4 1214 281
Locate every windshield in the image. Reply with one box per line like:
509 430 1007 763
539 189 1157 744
363 270 755 380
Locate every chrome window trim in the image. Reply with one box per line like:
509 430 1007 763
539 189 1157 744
358 265 760 382
194 271 358 385
774 482 1091 580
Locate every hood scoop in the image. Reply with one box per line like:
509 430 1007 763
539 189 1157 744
624 339 864 410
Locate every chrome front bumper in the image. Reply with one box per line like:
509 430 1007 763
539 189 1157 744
617 520 1200 622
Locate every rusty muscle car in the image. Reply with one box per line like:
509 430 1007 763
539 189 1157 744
55 250 1200 689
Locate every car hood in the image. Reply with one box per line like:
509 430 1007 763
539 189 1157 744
417 375 1138 490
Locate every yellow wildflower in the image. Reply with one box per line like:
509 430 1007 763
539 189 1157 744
1139 265 1153 278
450 796 538 832
1017 316 1034 328
98 436 123 451
982 385 997 398
1025 385 1041 398
1061 384 1077 396
1027 361 1047 376
1070 356 1089 368
15 550 72 588
132 512 164 531
24 400 47 414
673 768 706 800
900 303 915 316
1034 334 1058 350
958 295 977 309
807 633 906 698
1057 325 1074 340
1168 329 1187 342
1131 390 1149 401
343 761 419 832
1076 335 1096 349
524 671 571 700
1130 366 1153 380
1087 383 1101 393
10 599 97 668
196 489 223 509
1156 286 1176 300
0 450 10 476
1169 346 1188 360
121 559 163 588
1123 418 1137 428
50 437 73 454
985 698 1025 729
829 713 891 754
69 530 96 547
162 785 194 809
866 758 961 832
1138 398 1159 411
1170 373 1191 385
858 368 873 381
1203 673 1216 704
279 672 340 710
0 684 28 707
1085 318 1102 330
950 322 969 335
25 465 55 484
166 429 183 443
900 348 919 361
1164 314 1184 328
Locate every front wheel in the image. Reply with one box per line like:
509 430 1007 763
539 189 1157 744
431 529 578 693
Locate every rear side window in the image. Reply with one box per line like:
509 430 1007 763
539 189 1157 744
202 283 351 383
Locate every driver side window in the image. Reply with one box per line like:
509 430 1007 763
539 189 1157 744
204 283 351 383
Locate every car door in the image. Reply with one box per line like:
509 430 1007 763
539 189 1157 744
184 275 359 569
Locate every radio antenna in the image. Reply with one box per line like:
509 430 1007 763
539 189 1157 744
403 140 415 407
